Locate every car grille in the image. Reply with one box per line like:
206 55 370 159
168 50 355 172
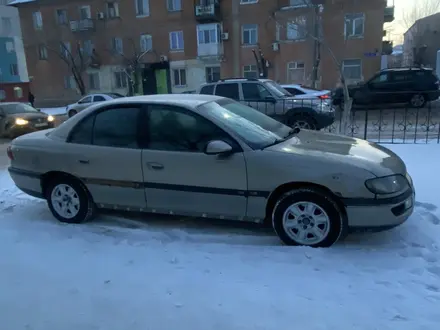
30 118 46 124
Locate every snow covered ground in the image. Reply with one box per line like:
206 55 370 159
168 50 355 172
0 143 439 330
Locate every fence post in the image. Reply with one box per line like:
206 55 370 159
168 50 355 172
363 110 368 140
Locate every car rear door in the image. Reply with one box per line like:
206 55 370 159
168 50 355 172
140 103 248 219
65 104 146 209
76 96 93 111
93 95 106 103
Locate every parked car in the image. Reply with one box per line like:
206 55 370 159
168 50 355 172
198 78 335 130
0 102 55 138
7 94 415 247
66 93 124 117
332 67 440 109
281 84 331 103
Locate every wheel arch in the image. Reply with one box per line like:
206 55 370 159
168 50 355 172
285 108 317 124
264 181 347 225
41 171 90 198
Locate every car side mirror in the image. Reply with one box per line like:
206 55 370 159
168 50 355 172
265 96 276 103
205 140 233 155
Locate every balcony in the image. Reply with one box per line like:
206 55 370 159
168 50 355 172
384 6 395 23
70 19 94 32
194 2 221 23
197 43 223 59
382 40 393 55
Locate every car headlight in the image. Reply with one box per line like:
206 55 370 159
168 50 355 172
365 174 409 194
47 115 54 122
15 118 29 125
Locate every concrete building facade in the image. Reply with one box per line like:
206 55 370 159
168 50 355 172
11 0 394 106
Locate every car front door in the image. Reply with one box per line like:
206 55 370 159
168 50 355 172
241 82 276 116
141 103 248 219
76 96 93 111
65 104 146 209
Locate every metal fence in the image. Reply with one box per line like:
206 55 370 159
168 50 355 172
243 98 440 144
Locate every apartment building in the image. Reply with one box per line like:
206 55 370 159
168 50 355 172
403 12 440 68
11 0 394 106
0 0 29 102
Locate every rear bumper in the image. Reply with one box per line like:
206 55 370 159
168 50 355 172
8 167 44 199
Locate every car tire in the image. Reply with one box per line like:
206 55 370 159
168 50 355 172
409 94 426 108
287 115 316 130
45 176 96 224
272 188 347 247
68 109 77 118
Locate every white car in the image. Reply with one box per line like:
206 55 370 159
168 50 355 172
66 93 124 117
281 84 331 104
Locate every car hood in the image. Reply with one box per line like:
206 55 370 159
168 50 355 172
266 130 406 176
8 112 48 120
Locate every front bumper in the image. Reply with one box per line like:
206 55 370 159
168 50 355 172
343 187 415 233
9 122 54 137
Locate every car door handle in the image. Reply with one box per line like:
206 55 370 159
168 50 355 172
78 159 89 164
146 162 164 170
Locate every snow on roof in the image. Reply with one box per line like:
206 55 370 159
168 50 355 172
7 0 35 5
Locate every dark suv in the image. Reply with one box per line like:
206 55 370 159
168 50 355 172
332 67 440 108
197 78 335 130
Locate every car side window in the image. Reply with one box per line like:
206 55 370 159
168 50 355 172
392 72 408 82
242 83 271 100
69 115 95 144
200 85 214 95
79 96 92 104
147 105 238 152
370 72 389 84
93 95 106 102
92 107 140 148
214 83 240 100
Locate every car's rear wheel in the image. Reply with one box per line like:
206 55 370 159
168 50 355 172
45 176 96 224
68 109 77 118
287 115 316 130
272 188 347 247
410 94 426 108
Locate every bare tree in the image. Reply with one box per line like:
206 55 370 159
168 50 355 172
270 1 353 134
107 37 152 96
401 0 440 30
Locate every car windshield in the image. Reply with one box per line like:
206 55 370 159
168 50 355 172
0 103 39 114
264 81 292 97
199 99 292 149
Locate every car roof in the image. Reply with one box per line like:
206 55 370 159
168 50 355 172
50 94 226 140
382 67 434 72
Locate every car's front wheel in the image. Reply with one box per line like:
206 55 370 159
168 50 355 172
45 176 96 224
68 109 77 118
409 94 426 108
287 115 316 130
272 188 347 247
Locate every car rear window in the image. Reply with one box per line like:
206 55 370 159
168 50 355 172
200 85 214 95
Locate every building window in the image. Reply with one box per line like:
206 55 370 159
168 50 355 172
172 68 186 86
114 71 127 88
167 0 181 11
135 0 150 16
240 0 258 3
0 90 5 101
242 24 258 45
64 76 75 89
287 16 307 40
88 72 100 90
342 59 362 79
1 17 12 34
197 24 219 44
83 40 93 56
344 13 364 38
38 44 48 59
140 34 152 52
79 5 91 19
169 31 184 50
112 37 123 54
206 66 220 83
32 11 43 30
107 2 120 18
10 63 18 76
60 42 71 58
243 64 258 79
287 62 305 83
289 0 310 6
55 9 67 24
